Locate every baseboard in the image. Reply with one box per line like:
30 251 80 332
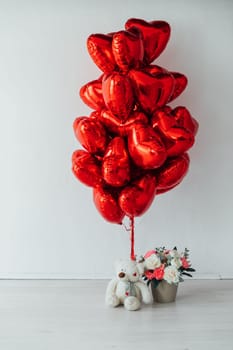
0 273 232 280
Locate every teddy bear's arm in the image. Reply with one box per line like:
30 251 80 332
105 278 120 307
106 278 118 296
135 281 152 304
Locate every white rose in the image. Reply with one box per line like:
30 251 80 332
164 266 180 284
145 253 161 270
171 257 182 269
169 249 180 258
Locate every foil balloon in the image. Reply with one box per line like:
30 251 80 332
72 150 103 187
118 174 156 217
128 123 167 169
87 34 116 73
112 27 144 71
79 79 105 111
156 184 178 194
73 117 108 155
168 73 188 102
73 116 86 131
156 153 190 191
125 18 170 64
172 106 199 135
89 110 101 120
144 67 187 103
144 64 168 75
102 137 130 187
93 186 124 224
152 107 196 157
72 18 199 229
99 109 148 136
129 69 174 114
102 72 134 121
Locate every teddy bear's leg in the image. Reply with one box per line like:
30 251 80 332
124 296 141 311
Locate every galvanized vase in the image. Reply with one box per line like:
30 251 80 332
151 280 178 303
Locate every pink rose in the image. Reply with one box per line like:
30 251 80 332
181 257 190 269
153 265 165 280
144 250 156 259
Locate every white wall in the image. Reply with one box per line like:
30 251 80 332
0 0 233 279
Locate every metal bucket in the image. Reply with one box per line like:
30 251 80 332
151 280 178 303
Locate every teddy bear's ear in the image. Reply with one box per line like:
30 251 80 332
136 261 145 275
114 259 123 270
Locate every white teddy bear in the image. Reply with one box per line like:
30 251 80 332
105 258 152 311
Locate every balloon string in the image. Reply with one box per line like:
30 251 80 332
130 216 136 261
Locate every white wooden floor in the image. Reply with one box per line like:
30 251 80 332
0 280 232 350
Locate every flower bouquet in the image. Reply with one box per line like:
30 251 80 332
142 247 195 303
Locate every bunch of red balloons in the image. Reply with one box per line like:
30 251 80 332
72 18 198 225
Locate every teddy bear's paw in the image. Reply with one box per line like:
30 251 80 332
106 295 120 307
124 296 141 311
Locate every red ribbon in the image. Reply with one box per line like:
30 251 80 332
130 216 135 261
123 216 136 261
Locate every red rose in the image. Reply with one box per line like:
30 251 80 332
181 257 190 269
144 270 154 280
153 265 165 280
144 250 156 259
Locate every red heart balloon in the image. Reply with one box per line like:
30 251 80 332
73 116 86 131
156 153 190 191
144 67 187 103
118 174 156 217
99 109 148 136
130 162 145 181
89 110 101 120
102 72 134 121
168 73 188 102
152 107 195 157
125 18 170 64
102 137 130 187
73 117 108 155
146 68 175 108
87 34 116 73
72 150 103 187
129 69 174 114
112 27 144 72
144 64 168 75
156 184 178 195
128 123 167 169
93 186 125 224
173 106 199 135
79 79 105 110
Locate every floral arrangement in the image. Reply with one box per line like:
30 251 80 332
142 247 195 287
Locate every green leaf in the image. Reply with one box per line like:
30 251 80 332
151 279 161 288
182 272 193 278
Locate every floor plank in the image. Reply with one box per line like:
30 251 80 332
0 280 232 350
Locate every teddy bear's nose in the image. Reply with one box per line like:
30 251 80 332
118 272 125 278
